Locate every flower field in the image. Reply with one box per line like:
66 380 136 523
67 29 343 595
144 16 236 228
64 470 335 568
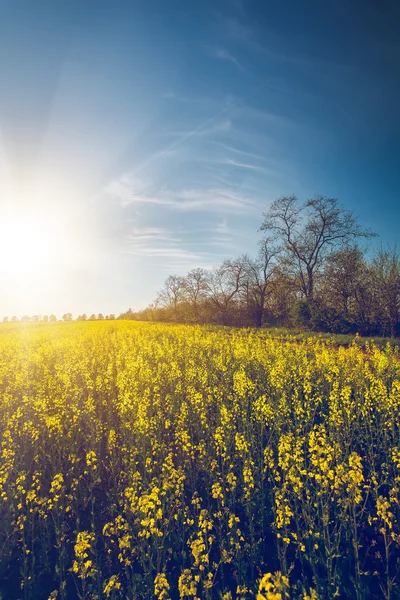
0 321 399 599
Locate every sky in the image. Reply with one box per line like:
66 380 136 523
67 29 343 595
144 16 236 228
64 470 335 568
0 0 399 318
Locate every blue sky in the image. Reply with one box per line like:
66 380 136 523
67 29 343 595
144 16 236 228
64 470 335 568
0 0 399 317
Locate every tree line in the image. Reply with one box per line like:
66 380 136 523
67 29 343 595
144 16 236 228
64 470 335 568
126 195 400 337
3 196 399 337
2 313 116 323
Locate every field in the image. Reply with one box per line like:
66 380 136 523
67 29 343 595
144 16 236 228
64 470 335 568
0 321 399 600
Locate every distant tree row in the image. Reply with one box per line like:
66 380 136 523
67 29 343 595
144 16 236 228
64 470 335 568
76 313 116 321
2 313 116 323
128 195 400 337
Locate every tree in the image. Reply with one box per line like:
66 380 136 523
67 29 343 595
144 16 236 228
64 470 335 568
181 268 209 322
156 275 185 318
321 246 368 331
119 309 134 320
267 267 297 326
97 313 104 320
42 315 49 322
370 247 400 337
77 314 87 321
2 316 8 323
242 238 279 327
49 314 57 322
207 258 246 325
62 313 73 322
11 316 18 323
89 314 97 321
260 195 374 299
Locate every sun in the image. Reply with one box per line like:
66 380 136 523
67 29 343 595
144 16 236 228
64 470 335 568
0 214 54 282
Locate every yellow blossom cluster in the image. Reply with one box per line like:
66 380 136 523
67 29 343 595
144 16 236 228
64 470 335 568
0 320 399 598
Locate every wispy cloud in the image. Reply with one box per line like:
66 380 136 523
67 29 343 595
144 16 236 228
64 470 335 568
125 227 181 245
175 187 259 212
212 141 266 162
164 119 232 139
127 247 205 260
221 158 265 172
206 45 243 70
161 90 187 102
213 218 230 235
223 16 353 75
106 174 260 214
122 225 211 267
232 104 294 128
203 218 251 250
105 177 174 208
224 17 252 43
128 112 234 175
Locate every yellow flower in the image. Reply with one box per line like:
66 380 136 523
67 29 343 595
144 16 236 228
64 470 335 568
154 572 170 599
103 574 122 597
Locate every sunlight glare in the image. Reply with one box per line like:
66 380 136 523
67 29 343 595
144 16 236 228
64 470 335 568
0 215 54 282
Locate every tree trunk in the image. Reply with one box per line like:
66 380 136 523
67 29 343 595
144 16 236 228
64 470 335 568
253 307 263 328
306 266 314 298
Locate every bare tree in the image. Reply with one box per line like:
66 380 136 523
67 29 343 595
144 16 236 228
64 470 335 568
156 275 185 316
207 258 246 324
322 246 366 317
268 267 298 325
370 247 400 337
242 238 280 327
260 195 375 299
181 268 209 322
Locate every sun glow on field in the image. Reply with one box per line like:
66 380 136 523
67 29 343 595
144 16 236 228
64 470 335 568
0 215 55 282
